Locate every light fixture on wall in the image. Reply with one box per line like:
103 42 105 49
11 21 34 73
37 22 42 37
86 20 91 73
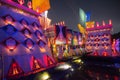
4 37 18 51
32 22 40 31
2 15 15 25
21 28 31 38
35 30 43 39
24 38 34 50
38 40 46 52
20 19 29 28
2 24 18 35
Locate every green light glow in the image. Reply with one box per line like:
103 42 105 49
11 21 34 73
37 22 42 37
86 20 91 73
79 8 86 27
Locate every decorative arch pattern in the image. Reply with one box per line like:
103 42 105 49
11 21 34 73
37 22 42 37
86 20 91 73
3 37 19 51
32 22 40 31
102 51 108 56
38 40 46 52
24 38 34 50
21 28 31 38
7 59 24 77
31 56 43 70
43 55 54 67
2 14 15 24
93 51 99 56
38 40 46 47
35 30 43 39
20 19 29 27
2 24 17 35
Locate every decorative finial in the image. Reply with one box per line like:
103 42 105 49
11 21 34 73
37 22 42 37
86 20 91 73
27 1 32 9
102 20 105 26
96 22 99 27
18 0 24 5
109 19 112 25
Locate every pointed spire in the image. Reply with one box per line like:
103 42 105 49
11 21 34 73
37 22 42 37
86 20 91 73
109 19 112 25
102 20 105 26
96 22 99 27
60 21 62 26
63 21 65 26
58 22 60 25
27 1 32 9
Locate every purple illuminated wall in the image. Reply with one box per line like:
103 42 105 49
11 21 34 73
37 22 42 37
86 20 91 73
85 21 112 56
0 0 55 79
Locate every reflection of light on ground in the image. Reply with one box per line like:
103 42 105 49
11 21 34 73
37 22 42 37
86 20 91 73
65 74 69 78
70 68 74 71
73 59 81 63
35 72 50 80
73 59 84 64
56 63 72 70
78 66 82 70
72 56 79 59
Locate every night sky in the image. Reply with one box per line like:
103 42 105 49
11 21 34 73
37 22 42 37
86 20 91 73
48 0 120 34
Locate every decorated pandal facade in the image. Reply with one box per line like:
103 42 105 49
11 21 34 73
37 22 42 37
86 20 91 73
45 23 83 60
112 33 120 55
67 29 83 56
113 39 120 54
0 0 55 79
85 20 119 56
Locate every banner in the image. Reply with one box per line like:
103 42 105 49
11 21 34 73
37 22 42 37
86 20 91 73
78 24 86 34
32 0 50 13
